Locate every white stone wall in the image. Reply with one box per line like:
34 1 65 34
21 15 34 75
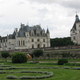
0 29 50 51
15 36 50 49
71 22 80 44
15 37 27 49
7 39 15 50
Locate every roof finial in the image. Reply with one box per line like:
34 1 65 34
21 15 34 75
75 11 79 22
46 27 49 33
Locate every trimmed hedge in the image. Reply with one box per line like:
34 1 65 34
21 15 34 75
6 71 53 79
12 52 27 63
58 59 68 65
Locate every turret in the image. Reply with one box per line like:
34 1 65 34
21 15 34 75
46 28 50 37
75 14 80 22
46 28 49 34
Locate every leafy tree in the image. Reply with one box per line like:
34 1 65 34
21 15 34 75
1 51 10 62
50 37 74 47
32 49 43 58
12 52 27 63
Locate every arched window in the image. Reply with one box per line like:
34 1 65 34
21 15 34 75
32 39 34 42
37 44 40 48
21 40 23 46
19 41 20 46
32 44 34 48
23 40 25 46
43 39 45 42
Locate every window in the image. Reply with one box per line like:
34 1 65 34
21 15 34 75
32 44 34 48
19 41 20 46
32 39 34 42
37 39 40 42
23 40 25 46
21 40 23 46
37 44 40 48
43 39 45 42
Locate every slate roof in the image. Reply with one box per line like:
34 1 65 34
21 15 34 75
0 24 47 40
71 14 80 31
0 36 7 42
18 24 42 37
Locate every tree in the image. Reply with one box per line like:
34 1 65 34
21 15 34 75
1 51 10 62
50 37 74 47
32 49 43 58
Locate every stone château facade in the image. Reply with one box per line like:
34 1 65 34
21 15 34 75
70 14 80 45
0 24 50 51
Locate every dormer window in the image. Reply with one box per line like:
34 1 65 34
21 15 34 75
32 39 34 42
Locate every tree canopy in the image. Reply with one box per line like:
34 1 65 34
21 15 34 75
50 37 74 47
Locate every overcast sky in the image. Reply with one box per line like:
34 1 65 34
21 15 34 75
0 0 80 38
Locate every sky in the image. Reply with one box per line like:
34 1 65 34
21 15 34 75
0 0 80 38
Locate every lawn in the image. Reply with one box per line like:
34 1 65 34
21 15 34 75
0 62 79 80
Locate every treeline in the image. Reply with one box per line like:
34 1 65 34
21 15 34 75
50 37 74 47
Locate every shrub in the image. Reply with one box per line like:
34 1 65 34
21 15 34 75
32 49 43 57
1 51 10 62
1 51 10 58
58 59 68 65
12 52 27 63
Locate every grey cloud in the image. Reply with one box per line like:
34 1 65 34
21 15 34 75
27 0 61 4
38 8 48 15
17 1 25 5
28 0 80 10
0 0 5 4
61 0 80 9
0 14 5 18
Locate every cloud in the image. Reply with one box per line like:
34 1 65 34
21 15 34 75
60 0 80 10
0 14 4 18
28 0 55 4
0 0 5 4
28 0 66 4
28 0 80 10
17 1 25 5
0 0 77 38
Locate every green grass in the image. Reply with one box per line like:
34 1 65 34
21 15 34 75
0 62 79 80
45 48 80 52
32 58 80 62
